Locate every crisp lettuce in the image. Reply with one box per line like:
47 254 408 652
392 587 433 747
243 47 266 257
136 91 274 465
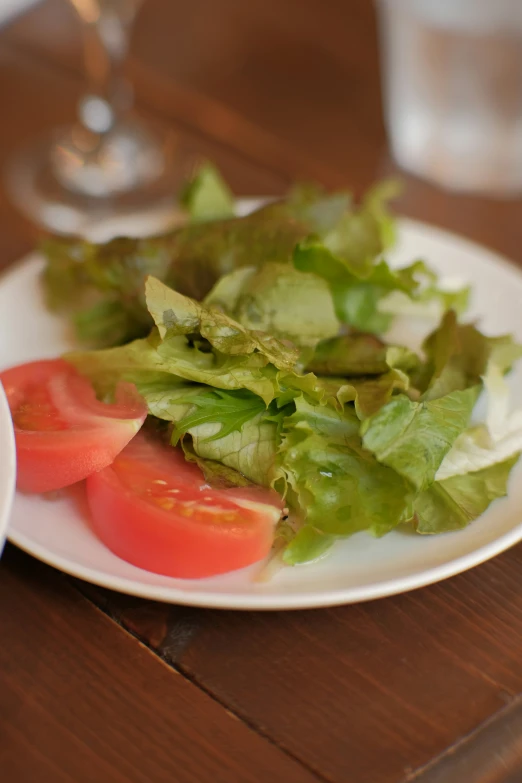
294 229 470 337
279 398 411 564
135 380 203 421
42 177 354 347
68 322 409 419
205 262 340 349
437 362 522 480
281 526 336 566
67 330 280 404
66 332 184 397
361 387 479 490
276 368 411 419
419 310 522 399
337 370 411 419
322 179 399 264
145 276 299 371
71 269 415 420
307 334 418 377
188 409 281 487
181 440 255 489
42 164 462 350
378 286 470 322
180 161 235 222
171 388 267 444
293 241 437 334
415 456 518 533
204 267 256 313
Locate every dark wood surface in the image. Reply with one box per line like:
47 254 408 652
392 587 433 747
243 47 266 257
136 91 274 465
2 2 522 782
0 549 319 783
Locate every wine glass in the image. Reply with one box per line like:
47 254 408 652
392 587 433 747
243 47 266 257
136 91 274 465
5 0 183 237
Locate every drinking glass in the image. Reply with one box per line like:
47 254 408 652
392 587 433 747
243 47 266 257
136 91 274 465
6 0 181 235
375 0 522 195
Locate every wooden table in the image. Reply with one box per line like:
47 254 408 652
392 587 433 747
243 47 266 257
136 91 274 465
2 2 522 781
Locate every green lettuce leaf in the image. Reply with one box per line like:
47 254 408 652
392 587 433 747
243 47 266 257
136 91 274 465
294 219 469 337
180 439 255 488
171 388 267 443
359 179 401 249
293 241 420 294
204 267 257 312
437 360 522 480
307 334 419 377
180 161 235 222
337 370 411 419
280 398 410 564
273 368 410 418
282 182 351 235
335 284 392 334
72 300 142 346
321 179 399 264
419 310 522 399
188 409 281 487
293 240 429 333
67 330 280 404
41 169 399 348
377 285 470 322
42 181 356 347
158 389 284 487
145 276 299 371
69 317 401 417
65 332 184 397
155 337 282 404
361 387 479 490
127 379 204 421
205 262 340 349
41 233 174 347
282 526 336 565
414 455 518 533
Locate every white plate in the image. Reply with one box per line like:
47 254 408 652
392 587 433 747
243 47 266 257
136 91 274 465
0 383 16 558
1 215 522 609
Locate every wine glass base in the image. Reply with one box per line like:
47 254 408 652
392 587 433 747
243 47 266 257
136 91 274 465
4 128 191 240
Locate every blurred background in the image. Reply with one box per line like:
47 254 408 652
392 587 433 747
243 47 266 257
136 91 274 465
0 0 521 258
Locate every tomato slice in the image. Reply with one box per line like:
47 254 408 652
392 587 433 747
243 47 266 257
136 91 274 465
1 359 147 493
86 431 284 578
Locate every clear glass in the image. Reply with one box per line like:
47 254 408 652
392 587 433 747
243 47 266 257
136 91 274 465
5 0 183 236
375 0 522 195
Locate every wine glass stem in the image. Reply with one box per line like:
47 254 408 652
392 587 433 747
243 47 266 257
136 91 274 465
71 1 142 135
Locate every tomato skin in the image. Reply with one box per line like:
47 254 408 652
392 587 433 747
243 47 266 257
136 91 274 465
1 359 147 494
13 427 142 495
86 432 283 579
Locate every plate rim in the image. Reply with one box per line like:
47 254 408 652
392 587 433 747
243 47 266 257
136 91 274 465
4 214 522 610
9 520 522 610
0 384 16 556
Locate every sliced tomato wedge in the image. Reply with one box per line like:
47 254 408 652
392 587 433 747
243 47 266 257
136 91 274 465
1 359 147 493
86 430 284 578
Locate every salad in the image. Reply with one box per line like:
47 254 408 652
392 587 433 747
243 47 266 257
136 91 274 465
2 162 522 579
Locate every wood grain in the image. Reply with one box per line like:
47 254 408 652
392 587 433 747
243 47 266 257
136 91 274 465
175 552 522 783
409 696 522 783
73 544 522 783
0 547 321 783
